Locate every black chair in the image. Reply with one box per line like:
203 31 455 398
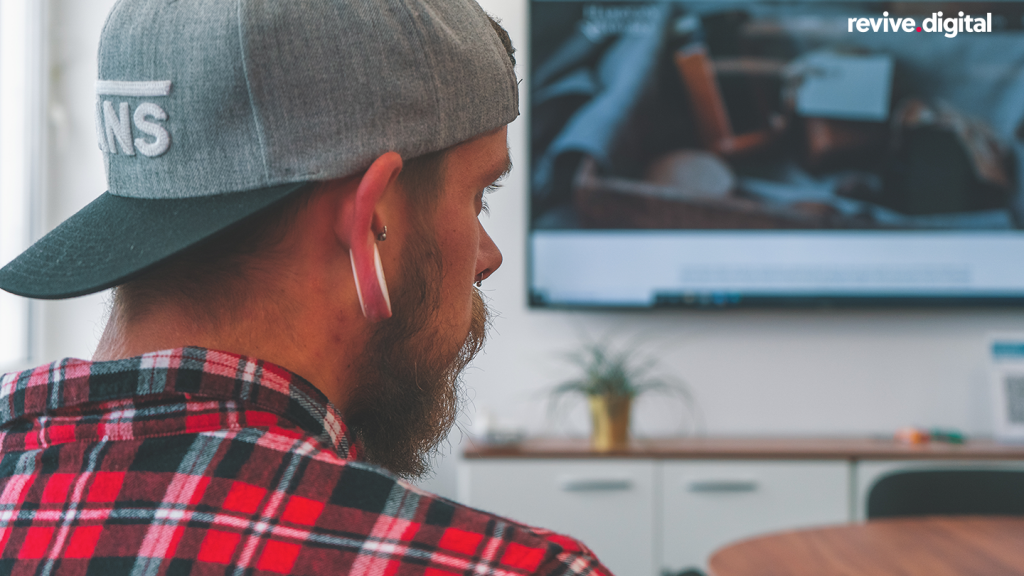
867 469 1024 519
662 569 705 576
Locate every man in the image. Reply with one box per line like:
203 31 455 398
0 0 612 573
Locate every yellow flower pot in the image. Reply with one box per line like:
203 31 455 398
588 395 632 451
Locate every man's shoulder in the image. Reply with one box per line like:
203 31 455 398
0 419 612 574
0 359 613 574
159 423 613 574
239 427 612 574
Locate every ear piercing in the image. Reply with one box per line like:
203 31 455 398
376 225 387 242
475 273 483 288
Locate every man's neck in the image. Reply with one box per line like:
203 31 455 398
93 300 358 412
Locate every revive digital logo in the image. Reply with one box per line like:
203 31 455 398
848 11 993 38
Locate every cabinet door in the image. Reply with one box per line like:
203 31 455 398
459 460 656 576
660 460 850 572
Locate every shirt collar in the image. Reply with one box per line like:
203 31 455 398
0 346 357 460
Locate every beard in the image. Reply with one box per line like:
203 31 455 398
343 233 489 479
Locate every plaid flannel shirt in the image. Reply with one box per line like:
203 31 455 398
0 347 611 575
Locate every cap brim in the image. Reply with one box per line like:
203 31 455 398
0 183 307 299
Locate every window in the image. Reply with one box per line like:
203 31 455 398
0 0 45 369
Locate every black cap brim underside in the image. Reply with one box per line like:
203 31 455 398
0 183 307 299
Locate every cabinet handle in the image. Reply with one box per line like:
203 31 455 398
688 480 759 493
559 478 634 492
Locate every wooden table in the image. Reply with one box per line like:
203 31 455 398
708 516 1024 576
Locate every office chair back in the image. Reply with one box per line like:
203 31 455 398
867 469 1024 519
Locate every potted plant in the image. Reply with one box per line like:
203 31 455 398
549 340 694 451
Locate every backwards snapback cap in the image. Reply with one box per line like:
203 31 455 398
0 0 518 300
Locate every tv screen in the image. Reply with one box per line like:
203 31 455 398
528 0 1024 307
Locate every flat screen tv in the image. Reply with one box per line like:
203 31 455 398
528 0 1024 308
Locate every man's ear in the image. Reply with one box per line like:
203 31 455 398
336 152 403 322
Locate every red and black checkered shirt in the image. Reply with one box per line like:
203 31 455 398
0 347 611 575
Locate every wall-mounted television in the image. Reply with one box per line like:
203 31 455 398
528 0 1024 308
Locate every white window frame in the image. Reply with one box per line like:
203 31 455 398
0 0 47 371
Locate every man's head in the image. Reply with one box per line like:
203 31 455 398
0 0 518 478
110 126 511 477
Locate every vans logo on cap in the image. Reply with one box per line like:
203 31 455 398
95 80 172 158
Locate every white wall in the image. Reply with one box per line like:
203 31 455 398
35 0 1024 500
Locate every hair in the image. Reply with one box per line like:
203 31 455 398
113 14 514 321
487 15 516 67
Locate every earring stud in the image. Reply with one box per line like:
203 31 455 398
376 225 387 242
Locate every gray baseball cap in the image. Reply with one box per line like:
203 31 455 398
0 0 518 299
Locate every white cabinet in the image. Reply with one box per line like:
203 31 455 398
459 442 1024 575
459 459 848 575
458 460 657 576
659 461 850 572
